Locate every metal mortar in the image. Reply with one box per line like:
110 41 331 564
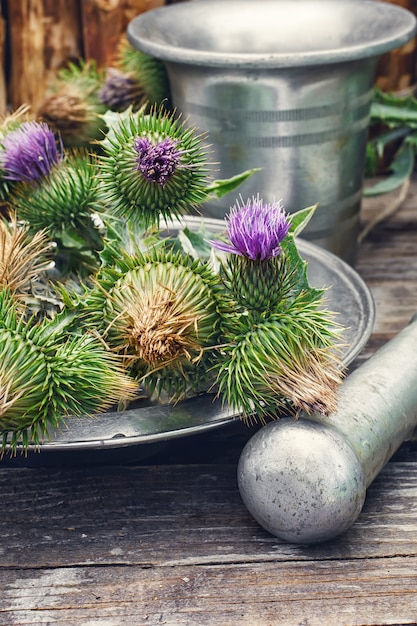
128 0 416 263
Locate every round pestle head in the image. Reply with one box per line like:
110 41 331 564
237 418 366 544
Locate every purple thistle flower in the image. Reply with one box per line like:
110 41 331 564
133 136 185 186
210 195 291 261
98 68 142 111
0 121 64 182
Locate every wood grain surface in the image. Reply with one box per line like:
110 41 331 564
5 0 83 111
81 0 165 67
1 463 417 624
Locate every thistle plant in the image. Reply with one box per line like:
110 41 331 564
98 37 171 112
0 119 106 278
209 196 344 421
210 195 292 311
79 247 232 402
0 96 344 451
0 212 52 304
98 107 210 229
99 68 145 113
0 120 64 183
0 289 136 452
37 61 108 148
11 150 104 277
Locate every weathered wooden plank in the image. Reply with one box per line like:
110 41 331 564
6 0 83 111
353 280 416 337
0 463 417 570
1 555 416 626
0 5 6 115
357 241 417 280
81 0 166 67
349 180 417 361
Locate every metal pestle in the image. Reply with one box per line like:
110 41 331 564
237 316 417 544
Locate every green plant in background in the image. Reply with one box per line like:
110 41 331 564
37 61 108 149
365 87 417 196
98 37 171 112
36 44 172 151
360 87 417 241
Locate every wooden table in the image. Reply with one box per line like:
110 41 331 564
2 180 417 626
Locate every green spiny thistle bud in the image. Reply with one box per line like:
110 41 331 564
222 253 297 312
0 289 136 452
210 195 295 311
83 248 231 402
214 294 343 421
37 61 108 148
98 107 210 229
12 151 104 277
98 37 171 112
209 197 344 420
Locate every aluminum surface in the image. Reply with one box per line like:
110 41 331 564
238 419 366 544
10 223 374 454
127 0 416 67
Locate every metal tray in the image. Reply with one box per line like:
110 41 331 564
3 218 375 462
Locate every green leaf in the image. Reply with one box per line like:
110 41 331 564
177 227 214 260
281 235 323 304
363 142 414 196
372 126 411 151
370 89 417 127
60 227 91 250
205 168 261 199
288 204 318 237
371 102 417 128
99 107 139 150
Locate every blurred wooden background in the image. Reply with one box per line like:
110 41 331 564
377 0 417 91
0 0 416 119
0 0 175 116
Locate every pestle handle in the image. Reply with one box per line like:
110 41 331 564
310 318 417 487
238 318 417 544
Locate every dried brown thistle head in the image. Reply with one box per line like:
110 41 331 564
265 348 344 417
0 213 52 296
116 285 205 372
